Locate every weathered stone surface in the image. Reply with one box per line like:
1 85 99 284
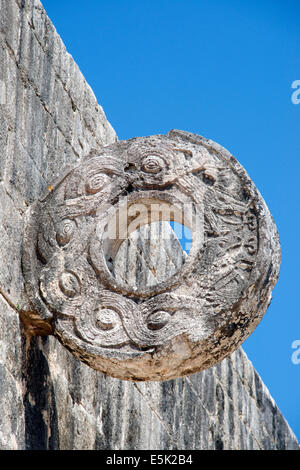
0 0 298 450
23 130 280 381
113 221 187 287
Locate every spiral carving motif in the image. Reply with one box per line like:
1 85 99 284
22 130 280 381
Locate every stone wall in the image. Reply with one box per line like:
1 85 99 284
0 0 298 450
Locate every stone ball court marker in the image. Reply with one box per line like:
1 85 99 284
22 130 280 381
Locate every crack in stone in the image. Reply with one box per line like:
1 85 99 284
133 383 177 447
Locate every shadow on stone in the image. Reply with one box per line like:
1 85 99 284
21 334 59 450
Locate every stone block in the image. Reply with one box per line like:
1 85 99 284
0 0 20 55
0 0 297 452
0 185 24 304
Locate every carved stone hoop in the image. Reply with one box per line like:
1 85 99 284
22 130 280 381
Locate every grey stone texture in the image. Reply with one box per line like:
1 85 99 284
0 0 298 449
22 130 280 381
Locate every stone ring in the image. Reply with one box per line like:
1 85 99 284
22 130 280 381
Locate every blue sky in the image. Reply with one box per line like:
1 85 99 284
43 0 300 441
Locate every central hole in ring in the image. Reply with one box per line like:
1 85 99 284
103 199 193 288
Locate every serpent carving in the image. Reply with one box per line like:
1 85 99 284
22 130 280 381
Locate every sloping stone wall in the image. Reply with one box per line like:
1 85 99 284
0 0 298 450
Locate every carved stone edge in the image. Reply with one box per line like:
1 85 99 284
20 131 281 379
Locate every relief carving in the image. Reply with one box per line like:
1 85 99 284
22 130 280 381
